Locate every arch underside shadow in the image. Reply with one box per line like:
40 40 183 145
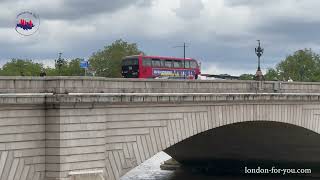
164 121 320 172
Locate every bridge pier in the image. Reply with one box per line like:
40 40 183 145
44 102 108 180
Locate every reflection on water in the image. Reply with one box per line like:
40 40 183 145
121 152 317 180
121 152 172 180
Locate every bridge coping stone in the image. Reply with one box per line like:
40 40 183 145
0 77 318 94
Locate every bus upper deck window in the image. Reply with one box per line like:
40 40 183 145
184 61 190 68
143 58 151 66
190 61 198 68
160 60 165 67
152 59 161 67
165 60 172 68
132 59 138 65
122 58 138 66
173 60 183 68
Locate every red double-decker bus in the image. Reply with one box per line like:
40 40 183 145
121 55 201 79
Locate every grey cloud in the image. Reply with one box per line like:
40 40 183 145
0 17 15 28
135 0 154 7
224 0 279 7
255 19 320 44
0 0 156 31
55 0 143 19
2 0 154 22
1 0 320 76
175 0 204 19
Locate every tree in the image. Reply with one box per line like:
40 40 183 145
45 58 85 76
44 67 57 76
264 68 279 81
64 58 85 76
275 49 320 81
89 39 143 78
239 74 255 80
240 49 320 82
0 59 43 76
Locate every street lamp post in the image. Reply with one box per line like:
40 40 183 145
183 42 186 68
255 40 264 80
174 43 188 79
55 52 64 76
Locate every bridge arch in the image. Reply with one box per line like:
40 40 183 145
106 102 320 180
165 121 320 169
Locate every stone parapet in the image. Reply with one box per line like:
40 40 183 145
0 77 318 94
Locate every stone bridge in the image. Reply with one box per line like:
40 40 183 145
0 77 319 179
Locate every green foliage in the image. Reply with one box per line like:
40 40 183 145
67 58 86 76
0 58 85 76
47 58 85 76
241 49 320 82
44 67 58 76
276 49 320 81
264 68 279 81
0 39 142 77
265 49 320 82
239 74 255 80
0 59 43 76
89 39 143 78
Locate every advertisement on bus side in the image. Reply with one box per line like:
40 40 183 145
153 69 195 78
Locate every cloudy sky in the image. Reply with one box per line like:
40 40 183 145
1 0 320 75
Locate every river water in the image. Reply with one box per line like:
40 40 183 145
121 152 317 180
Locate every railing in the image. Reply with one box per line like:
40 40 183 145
0 77 319 94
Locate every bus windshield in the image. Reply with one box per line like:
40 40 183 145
122 58 138 66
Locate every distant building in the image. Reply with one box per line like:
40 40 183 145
200 74 240 80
